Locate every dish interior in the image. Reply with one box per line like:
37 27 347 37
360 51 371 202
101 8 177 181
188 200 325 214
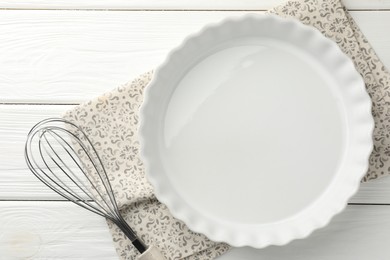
160 37 347 224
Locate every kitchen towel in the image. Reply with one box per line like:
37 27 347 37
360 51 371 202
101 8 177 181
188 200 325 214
63 0 390 259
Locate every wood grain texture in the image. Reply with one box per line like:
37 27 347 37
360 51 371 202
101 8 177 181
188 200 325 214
0 1 388 259
1 202 390 259
0 201 118 259
352 11 390 71
0 105 74 200
0 0 389 10
1 104 389 203
0 11 389 103
0 11 241 103
351 176 390 204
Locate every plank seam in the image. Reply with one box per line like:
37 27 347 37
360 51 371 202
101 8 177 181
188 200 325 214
348 203 390 206
0 8 389 11
0 8 266 11
0 200 389 205
0 103 80 105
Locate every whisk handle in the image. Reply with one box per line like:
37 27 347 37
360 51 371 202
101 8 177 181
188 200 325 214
136 246 167 260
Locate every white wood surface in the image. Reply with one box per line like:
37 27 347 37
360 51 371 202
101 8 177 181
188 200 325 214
0 0 390 10
0 11 389 104
0 201 118 259
1 203 390 259
0 1 390 259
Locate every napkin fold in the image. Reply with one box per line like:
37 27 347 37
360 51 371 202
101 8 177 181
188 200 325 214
63 0 390 259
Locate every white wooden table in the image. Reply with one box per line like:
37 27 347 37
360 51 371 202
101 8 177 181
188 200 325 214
1 0 390 259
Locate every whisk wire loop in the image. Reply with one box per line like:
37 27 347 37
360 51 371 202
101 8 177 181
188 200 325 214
39 128 115 218
25 118 148 253
42 127 120 219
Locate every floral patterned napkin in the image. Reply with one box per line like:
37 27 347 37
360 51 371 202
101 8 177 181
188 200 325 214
63 0 390 259
270 0 390 182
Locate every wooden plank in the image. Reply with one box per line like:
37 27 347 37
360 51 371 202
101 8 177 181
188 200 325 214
1 104 390 203
1 202 389 259
0 10 240 104
221 205 390 259
350 176 390 204
0 0 389 11
0 105 74 200
0 201 118 259
351 11 390 70
0 11 389 103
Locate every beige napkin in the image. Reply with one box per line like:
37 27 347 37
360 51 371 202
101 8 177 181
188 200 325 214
63 0 390 259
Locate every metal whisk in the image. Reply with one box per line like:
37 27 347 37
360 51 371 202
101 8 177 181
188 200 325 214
25 118 165 260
